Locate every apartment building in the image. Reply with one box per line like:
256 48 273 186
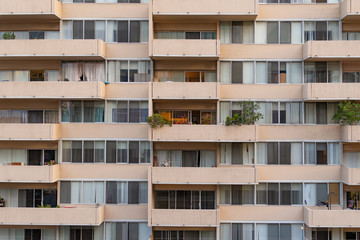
0 0 360 239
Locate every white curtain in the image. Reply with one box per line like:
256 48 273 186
0 229 8 240
94 224 104 240
10 189 18 207
43 229 57 240
328 21 339 40
95 21 106 41
243 62 254 84
13 71 29 82
343 152 355 168
220 62 231 84
117 182 128 204
200 151 216 167
0 149 11 165
256 143 267 164
327 102 338 124
12 149 26 165
243 22 254 43
106 101 116 123
0 70 12 81
305 143 315 164
202 231 216 240
291 224 303 240
256 224 268 240
291 22 302 44
220 223 231 240
256 62 267 84
220 22 231 44
304 183 316 206
45 70 59 81
243 224 254 240
219 185 231 204
328 62 340 83
95 62 105 82
290 62 302 84
155 150 169 167
62 21 73 40
220 143 231 165
255 22 267 44
332 228 341 240
292 102 302 124
204 71 217 82
220 102 230 123
71 181 81 204
291 143 302 165
140 21 149 43
63 62 78 81
170 151 182 167
106 21 117 42
45 31 60 39
328 143 340 165
59 226 70 240
243 143 254 165
107 61 116 82
139 223 151 240
305 103 316 124
95 181 104 204
286 103 292 124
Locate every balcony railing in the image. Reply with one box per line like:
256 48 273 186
0 165 59 183
151 209 218 226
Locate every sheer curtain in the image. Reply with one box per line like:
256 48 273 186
255 22 267 44
256 224 268 240
139 223 151 240
243 143 254 164
328 21 339 40
291 22 302 44
243 62 254 84
328 143 340 165
0 70 12 81
59 227 70 240
256 143 267 164
43 229 57 240
13 71 29 82
117 182 128 204
220 143 231 165
62 62 78 81
291 143 302 165
140 21 149 43
200 151 216 167
305 103 316 124
204 71 217 82
220 102 230 123
170 151 181 167
12 149 26 165
304 183 316 205
95 21 106 41
139 182 148 203
220 22 231 44
290 62 302 84
71 181 81 204
305 143 316 164
95 181 104 204
219 185 231 204
220 62 231 84
327 102 338 124
62 21 73 39
94 224 104 240
220 224 231 240
106 21 117 42
0 149 11 165
256 62 267 84
243 22 254 43
328 62 340 83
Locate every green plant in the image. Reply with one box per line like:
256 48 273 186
2 31 15 40
225 101 263 126
37 204 51 208
333 101 360 125
147 113 172 128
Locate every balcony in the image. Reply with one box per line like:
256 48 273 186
151 125 257 142
152 82 218 100
303 41 360 61
304 206 360 228
304 83 360 101
152 39 219 60
220 84 303 100
221 44 303 60
152 0 258 21
0 40 105 60
0 82 105 99
105 205 148 221
0 0 62 20
151 167 257 184
60 123 148 139
0 124 60 140
106 83 149 99
341 0 360 21
151 209 218 227
0 206 104 225
0 165 59 183
220 206 303 222
342 166 360 185
258 125 341 141
60 164 149 180
342 125 360 142
258 165 341 182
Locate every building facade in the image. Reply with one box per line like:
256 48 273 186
0 0 360 239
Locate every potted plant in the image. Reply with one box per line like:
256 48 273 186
2 31 15 40
333 101 360 126
225 101 263 126
147 113 172 128
0 198 6 207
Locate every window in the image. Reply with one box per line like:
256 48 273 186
18 189 57 208
107 60 151 82
343 32 360 41
155 71 216 82
107 20 148 43
106 100 148 123
0 31 59 40
220 61 302 84
0 109 58 124
220 143 254 165
254 183 303 205
154 150 216 167
304 102 339 124
61 100 104 123
154 231 215 240
60 181 104 204
343 71 360 83
220 21 254 44
105 222 151 240
304 21 339 42
62 61 105 82
27 149 57 165
257 102 302 124
62 140 150 164
105 181 147 204
304 62 340 83
255 21 302 44
157 110 216 125
304 142 340 165
154 190 215 209
304 183 340 206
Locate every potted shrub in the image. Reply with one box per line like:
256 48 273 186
225 101 263 126
147 113 172 128
333 101 360 126
2 31 15 40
